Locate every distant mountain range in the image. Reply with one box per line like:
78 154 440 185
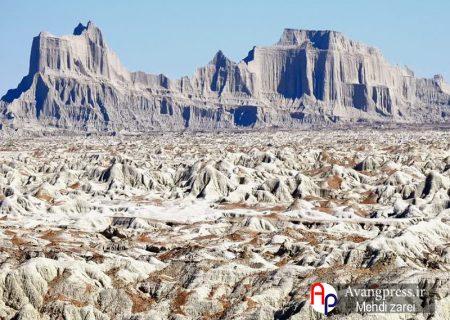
1 21 450 132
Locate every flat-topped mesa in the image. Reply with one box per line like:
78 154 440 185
277 29 339 48
242 28 418 105
276 28 379 54
28 21 129 82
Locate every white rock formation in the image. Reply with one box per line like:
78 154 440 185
0 129 450 318
1 22 450 132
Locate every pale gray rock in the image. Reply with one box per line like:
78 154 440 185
1 131 450 318
1 22 450 133
11 304 40 320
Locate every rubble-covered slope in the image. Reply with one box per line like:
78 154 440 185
1 129 450 319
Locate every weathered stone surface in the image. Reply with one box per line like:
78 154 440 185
1 22 449 132
0 130 450 319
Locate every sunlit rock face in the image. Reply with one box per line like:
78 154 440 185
0 129 450 319
1 22 450 132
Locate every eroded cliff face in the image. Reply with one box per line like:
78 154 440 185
1 22 450 132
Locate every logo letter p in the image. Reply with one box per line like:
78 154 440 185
325 293 337 315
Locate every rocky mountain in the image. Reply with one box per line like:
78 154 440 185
1 21 450 132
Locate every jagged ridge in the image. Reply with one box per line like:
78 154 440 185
1 21 450 132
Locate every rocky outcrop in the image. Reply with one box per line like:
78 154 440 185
1 22 450 132
2 130 450 318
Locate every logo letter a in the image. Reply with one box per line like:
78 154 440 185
310 283 325 305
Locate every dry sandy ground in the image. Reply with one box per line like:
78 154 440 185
0 129 450 319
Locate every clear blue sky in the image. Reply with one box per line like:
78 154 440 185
1 0 449 95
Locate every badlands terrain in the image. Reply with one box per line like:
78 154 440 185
0 128 450 319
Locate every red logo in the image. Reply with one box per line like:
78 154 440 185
310 283 338 315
